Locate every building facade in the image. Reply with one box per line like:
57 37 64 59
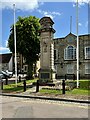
8 32 90 79
54 33 90 79
13 53 28 74
0 53 13 72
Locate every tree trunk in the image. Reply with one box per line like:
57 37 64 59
27 62 33 79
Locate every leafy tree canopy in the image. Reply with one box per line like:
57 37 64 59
8 16 41 78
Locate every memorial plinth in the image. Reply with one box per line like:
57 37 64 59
39 17 56 83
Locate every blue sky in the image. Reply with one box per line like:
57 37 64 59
0 0 89 54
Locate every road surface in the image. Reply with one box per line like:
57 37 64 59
0 95 89 119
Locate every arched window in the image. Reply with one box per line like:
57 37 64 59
64 46 76 60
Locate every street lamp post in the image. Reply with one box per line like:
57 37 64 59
13 4 17 86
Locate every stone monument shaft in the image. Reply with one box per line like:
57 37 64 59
39 17 56 83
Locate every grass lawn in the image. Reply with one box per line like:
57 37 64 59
2 78 38 93
2 79 90 96
67 88 89 95
40 88 89 95
40 80 90 96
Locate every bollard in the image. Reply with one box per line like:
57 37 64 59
19 76 21 82
36 80 39 92
62 80 65 94
1 80 3 90
5 76 8 85
23 80 26 92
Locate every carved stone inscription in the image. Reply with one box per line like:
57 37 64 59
43 41 47 52
41 73 49 79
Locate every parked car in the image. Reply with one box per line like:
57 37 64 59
1 70 13 78
5 70 13 77
0 72 5 79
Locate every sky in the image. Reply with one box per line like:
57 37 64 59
0 0 89 54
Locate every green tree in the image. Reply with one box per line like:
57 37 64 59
8 16 40 79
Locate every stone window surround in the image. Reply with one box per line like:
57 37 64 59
85 46 90 59
64 45 76 60
85 63 90 74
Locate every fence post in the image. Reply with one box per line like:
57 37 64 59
23 80 26 92
36 80 39 92
62 80 65 94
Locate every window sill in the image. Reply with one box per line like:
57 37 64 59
85 73 90 75
64 59 76 61
84 59 90 60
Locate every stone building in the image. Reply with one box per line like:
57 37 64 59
13 53 40 76
12 53 28 74
54 32 90 79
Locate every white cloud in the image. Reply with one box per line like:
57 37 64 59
5 40 8 47
37 9 61 19
72 0 89 7
0 0 89 10
72 0 89 3
73 4 76 7
0 46 11 54
0 0 39 11
38 0 84 2
44 14 54 19
78 23 82 26
0 47 9 51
